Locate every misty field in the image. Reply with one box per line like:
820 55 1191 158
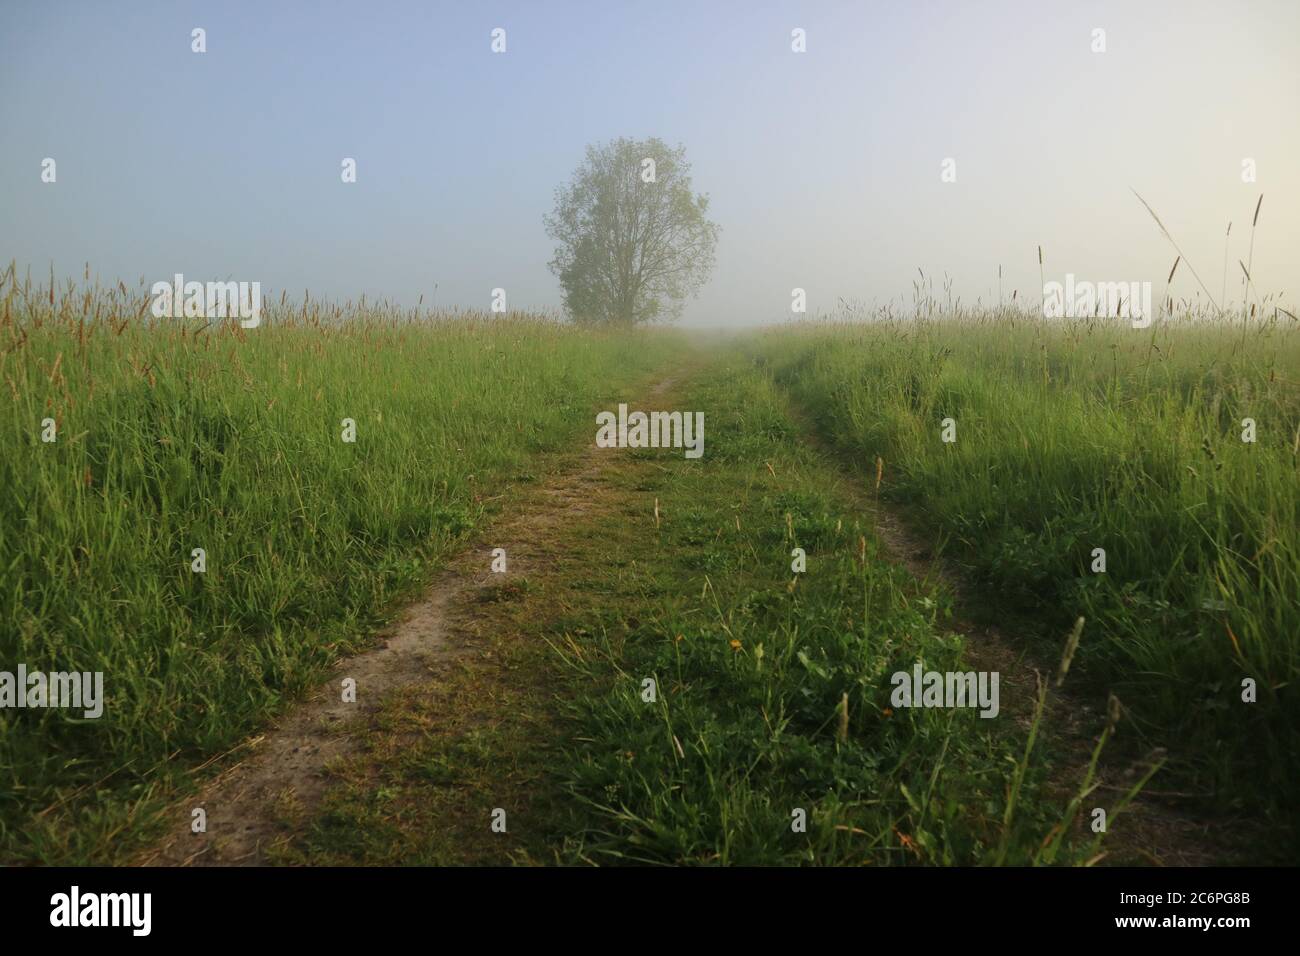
752 311 1299 819
1 269 1296 864
0 268 678 860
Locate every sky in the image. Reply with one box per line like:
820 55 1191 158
2 0 1297 325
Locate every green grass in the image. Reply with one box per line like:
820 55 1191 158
4 265 1293 864
748 311 1299 833
0 270 684 862
546 363 1115 865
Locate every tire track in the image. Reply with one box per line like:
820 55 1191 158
141 374 681 866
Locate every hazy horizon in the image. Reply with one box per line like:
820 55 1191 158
2 0 1297 325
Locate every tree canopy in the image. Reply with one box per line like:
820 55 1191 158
545 138 719 326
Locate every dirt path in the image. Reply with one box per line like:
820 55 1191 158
142 375 680 866
140 361 1253 866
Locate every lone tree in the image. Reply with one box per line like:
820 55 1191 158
545 138 719 326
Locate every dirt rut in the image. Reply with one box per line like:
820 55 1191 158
143 377 677 866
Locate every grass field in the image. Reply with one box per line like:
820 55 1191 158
751 310 1300 827
0 268 680 861
1 269 1296 864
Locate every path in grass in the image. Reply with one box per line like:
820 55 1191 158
145 353 1243 866
231 356 1237 868
142 373 687 865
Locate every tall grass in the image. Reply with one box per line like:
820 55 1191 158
0 265 681 862
753 307 1299 826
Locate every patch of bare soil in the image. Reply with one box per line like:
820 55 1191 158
141 376 680 866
